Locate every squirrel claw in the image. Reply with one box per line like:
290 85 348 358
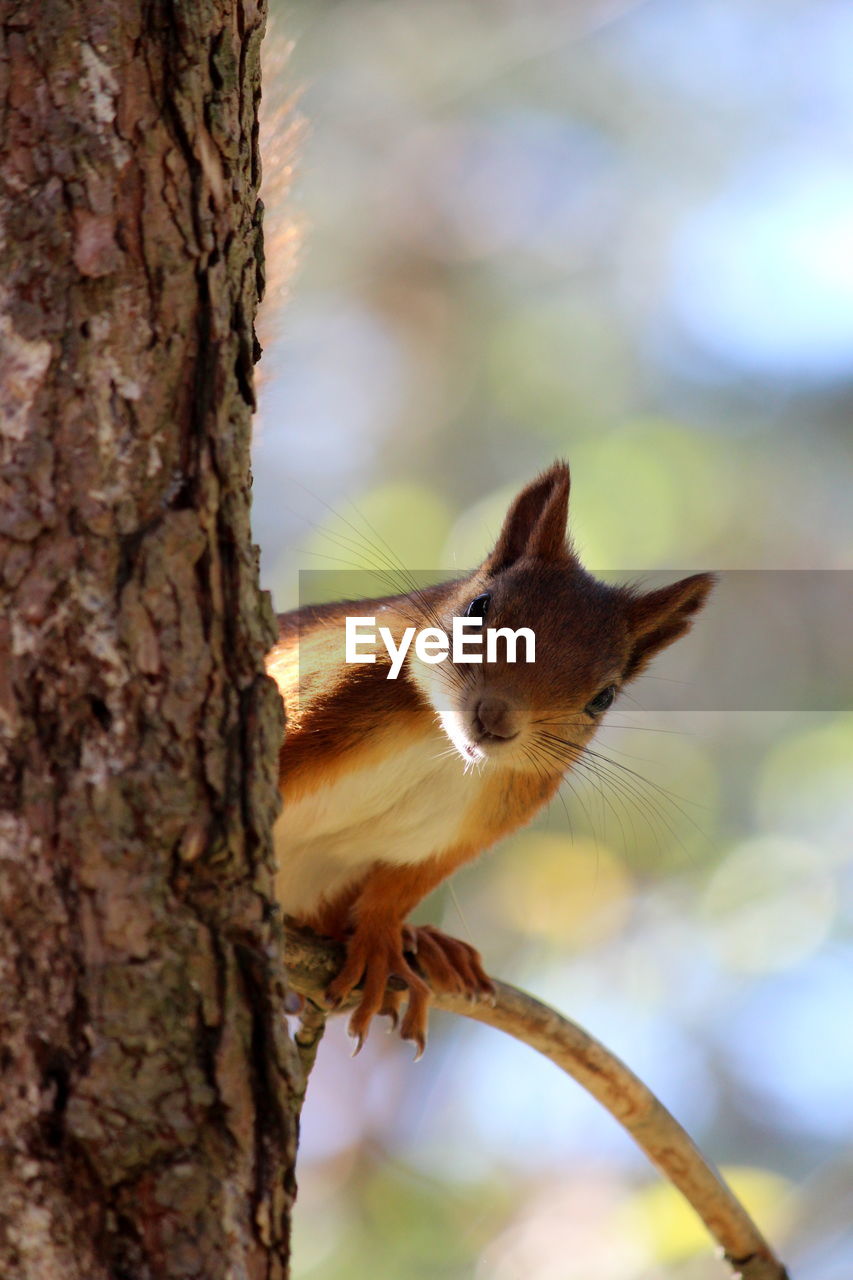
400 1010 428 1060
350 1030 366 1057
380 987 403 1030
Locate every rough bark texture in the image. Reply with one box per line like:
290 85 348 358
0 2 297 1275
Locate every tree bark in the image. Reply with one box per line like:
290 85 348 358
0 2 297 1276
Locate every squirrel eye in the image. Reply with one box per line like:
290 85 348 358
466 592 491 619
585 684 616 716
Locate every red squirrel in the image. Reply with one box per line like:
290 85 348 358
267 462 713 1055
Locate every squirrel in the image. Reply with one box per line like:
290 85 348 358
267 461 713 1056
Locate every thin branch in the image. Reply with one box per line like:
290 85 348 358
283 923 790 1280
293 998 327 1104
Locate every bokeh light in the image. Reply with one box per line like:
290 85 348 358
258 1 853 1275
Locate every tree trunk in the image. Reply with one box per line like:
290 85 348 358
0 2 297 1275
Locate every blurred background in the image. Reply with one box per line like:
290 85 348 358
255 1 853 1276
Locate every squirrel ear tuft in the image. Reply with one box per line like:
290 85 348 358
624 572 715 680
484 461 571 573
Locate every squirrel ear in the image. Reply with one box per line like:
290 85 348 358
624 572 715 681
484 461 571 573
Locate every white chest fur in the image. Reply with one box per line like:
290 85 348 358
274 733 486 918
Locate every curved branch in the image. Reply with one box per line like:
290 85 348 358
283 923 789 1280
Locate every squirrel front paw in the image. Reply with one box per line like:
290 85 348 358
326 922 495 1058
402 924 495 1005
326 924 432 1058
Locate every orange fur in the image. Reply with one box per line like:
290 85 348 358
268 462 714 1054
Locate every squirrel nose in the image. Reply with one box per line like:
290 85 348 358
474 695 519 740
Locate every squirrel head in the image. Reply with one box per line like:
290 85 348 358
410 461 714 770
